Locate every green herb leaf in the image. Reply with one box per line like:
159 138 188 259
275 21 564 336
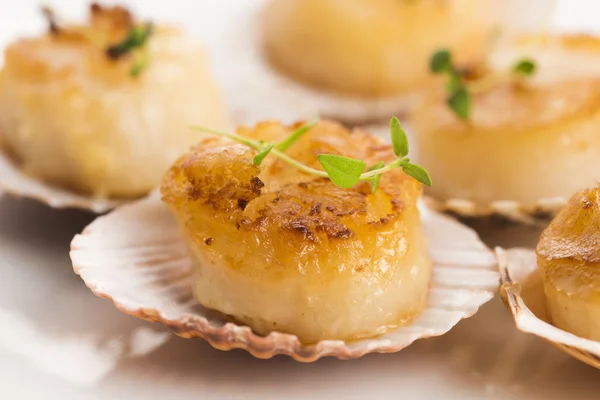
367 162 385 193
317 154 366 189
446 70 464 93
130 46 150 77
513 58 536 76
253 142 275 166
106 23 153 60
275 116 319 152
402 163 433 186
390 117 409 158
447 88 471 120
430 49 452 73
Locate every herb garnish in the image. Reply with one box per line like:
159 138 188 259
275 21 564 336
106 23 153 77
192 117 432 192
430 49 536 120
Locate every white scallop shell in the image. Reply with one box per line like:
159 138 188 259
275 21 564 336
0 151 122 213
497 247 600 369
424 196 566 225
70 194 499 361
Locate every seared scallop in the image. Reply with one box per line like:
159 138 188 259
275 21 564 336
0 4 229 199
536 185 600 341
262 0 544 98
160 121 431 343
411 74 600 215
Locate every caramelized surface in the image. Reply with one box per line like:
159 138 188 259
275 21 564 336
538 187 600 295
162 121 421 276
537 186 600 340
161 121 430 342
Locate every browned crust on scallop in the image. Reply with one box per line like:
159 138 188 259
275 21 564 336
43 3 134 44
517 33 600 52
413 79 600 135
537 185 600 264
160 120 420 243
89 3 134 30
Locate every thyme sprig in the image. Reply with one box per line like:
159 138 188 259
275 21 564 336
106 23 153 77
192 117 432 192
430 49 537 120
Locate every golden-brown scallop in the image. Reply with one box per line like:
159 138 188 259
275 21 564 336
411 76 600 213
262 0 528 98
0 4 229 199
160 120 431 343
536 185 600 341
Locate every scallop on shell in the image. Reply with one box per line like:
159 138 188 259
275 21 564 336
497 248 600 369
70 193 498 361
406 34 600 225
0 4 231 213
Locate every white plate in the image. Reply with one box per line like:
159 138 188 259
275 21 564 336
2 0 600 399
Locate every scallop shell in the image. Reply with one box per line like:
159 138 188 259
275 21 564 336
497 247 600 369
70 194 499 361
0 151 122 213
424 196 566 225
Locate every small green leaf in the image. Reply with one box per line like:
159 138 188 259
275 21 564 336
275 116 319 152
253 142 275 166
368 162 385 193
130 56 147 77
106 23 153 60
446 70 463 93
513 58 536 76
317 154 366 189
389 117 409 158
447 88 471 120
402 163 433 186
430 49 452 73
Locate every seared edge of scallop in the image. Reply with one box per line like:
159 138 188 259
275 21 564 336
537 185 600 341
0 4 229 199
161 121 431 343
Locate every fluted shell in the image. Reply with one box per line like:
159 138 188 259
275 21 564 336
0 151 121 213
497 248 600 370
220 0 556 125
70 193 498 361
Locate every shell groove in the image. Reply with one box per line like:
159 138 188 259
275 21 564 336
497 247 600 369
0 151 121 213
71 195 499 361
